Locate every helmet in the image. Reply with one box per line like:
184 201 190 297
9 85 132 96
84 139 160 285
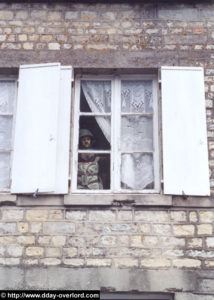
79 129 94 139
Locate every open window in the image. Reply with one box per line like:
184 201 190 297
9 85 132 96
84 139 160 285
72 75 159 193
9 65 210 198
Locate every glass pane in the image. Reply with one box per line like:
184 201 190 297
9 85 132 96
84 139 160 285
121 116 153 151
0 116 13 149
78 153 110 190
79 116 111 150
121 80 153 113
121 153 154 190
80 80 111 113
0 152 10 188
0 81 15 114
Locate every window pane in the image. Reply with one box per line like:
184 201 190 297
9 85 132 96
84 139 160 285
79 116 111 150
81 80 111 113
0 116 13 149
121 153 154 190
78 153 110 190
121 116 153 151
121 80 153 113
0 81 15 114
0 152 10 188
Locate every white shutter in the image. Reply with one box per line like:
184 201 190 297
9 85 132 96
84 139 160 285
11 63 72 194
55 66 72 193
161 66 210 196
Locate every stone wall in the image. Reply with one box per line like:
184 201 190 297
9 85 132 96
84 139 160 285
0 1 214 298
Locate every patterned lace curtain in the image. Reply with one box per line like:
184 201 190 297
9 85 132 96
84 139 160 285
120 80 154 190
81 80 111 142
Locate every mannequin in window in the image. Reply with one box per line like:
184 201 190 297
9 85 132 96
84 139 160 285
78 129 103 190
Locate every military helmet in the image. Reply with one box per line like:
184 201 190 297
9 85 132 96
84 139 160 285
79 129 94 139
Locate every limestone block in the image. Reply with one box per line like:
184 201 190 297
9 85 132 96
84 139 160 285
26 210 48 221
152 224 171 235
199 211 214 223
131 235 158 248
22 259 38 265
0 258 20 265
206 237 214 248
38 236 51 245
23 43 34 50
187 238 203 249
43 222 75 234
89 210 116 222
0 11 13 20
46 248 61 257
7 245 23 257
65 11 78 20
26 247 44 256
30 222 42 233
48 12 62 21
31 10 47 20
100 236 117 246
63 258 84 266
0 222 16 234
114 258 138 268
40 258 61 266
197 224 213 235
173 225 195 236
2 210 24 221
66 211 87 221
86 258 111 267
63 248 78 257
135 211 168 223
170 211 187 222
189 211 198 223
49 210 63 220
52 236 66 247
15 11 28 20
48 43 60 50
17 236 35 245
140 258 171 268
173 258 201 268
117 211 132 221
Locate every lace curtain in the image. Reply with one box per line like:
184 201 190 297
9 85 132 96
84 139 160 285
121 80 154 189
81 80 111 142
82 79 154 190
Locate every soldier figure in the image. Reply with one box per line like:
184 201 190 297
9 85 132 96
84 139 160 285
77 129 103 190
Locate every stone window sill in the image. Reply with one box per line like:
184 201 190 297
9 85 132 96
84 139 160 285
0 193 213 208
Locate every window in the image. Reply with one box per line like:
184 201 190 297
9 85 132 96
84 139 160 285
9 64 210 198
72 75 159 193
0 78 16 191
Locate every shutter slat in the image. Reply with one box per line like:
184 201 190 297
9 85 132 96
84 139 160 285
161 66 210 196
11 63 61 193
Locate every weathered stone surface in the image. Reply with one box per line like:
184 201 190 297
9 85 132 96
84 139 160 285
26 210 48 221
141 258 171 268
43 222 75 234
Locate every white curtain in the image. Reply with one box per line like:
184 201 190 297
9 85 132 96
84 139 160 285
121 80 154 189
82 80 111 142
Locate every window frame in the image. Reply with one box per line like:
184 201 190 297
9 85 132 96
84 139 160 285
0 76 17 192
71 74 160 194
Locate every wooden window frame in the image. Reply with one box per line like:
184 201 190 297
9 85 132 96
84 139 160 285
71 74 160 194
0 77 17 192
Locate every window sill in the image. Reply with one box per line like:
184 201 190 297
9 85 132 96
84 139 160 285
0 193 16 205
0 193 212 208
64 194 172 206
